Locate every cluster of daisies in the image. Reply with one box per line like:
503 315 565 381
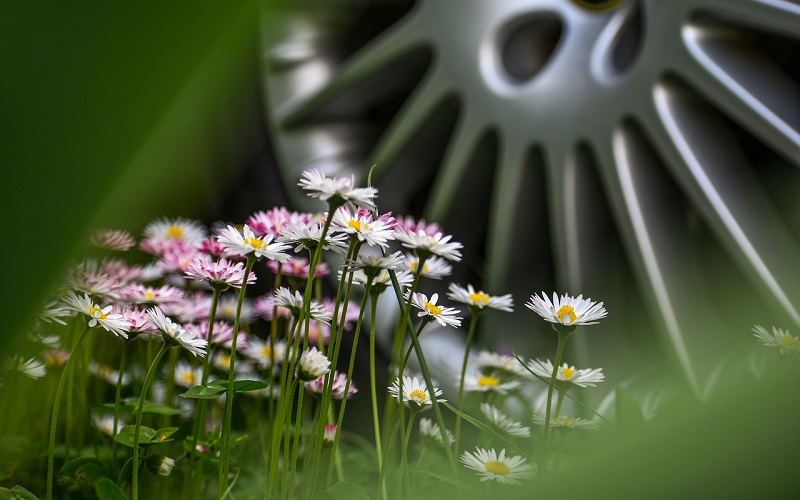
9 168 618 499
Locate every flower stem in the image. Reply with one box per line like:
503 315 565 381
219 255 256 496
111 341 129 477
454 312 480 455
544 327 570 444
368 292 389 500
132 342 170 500
46 323 91 500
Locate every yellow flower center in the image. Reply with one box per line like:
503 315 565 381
245 236 267 249
424 302 443 315
181 371 196 385
347 220 368 232
409 262 430 273
167 224 185 239
561 367 575 379
145 290 154 300
261 346 273 358
477 375 500 387
217 354 231 366
469 292 490 304
781 335 798 346
557 305 577 324
485 461 510 475
409 389 428 402
89 306 107 320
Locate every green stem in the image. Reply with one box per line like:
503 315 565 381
46 324 91 500
132 342 170 500
368 292 389 500
544 327 571 444
219 256 256 496
400 412 417 498
111 341 129 477
454 312 480 455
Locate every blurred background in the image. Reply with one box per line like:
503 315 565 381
3 0 800 495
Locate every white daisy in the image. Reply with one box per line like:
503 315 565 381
277 220 349 255
216 224 292 262
330 206 396 248
143 217 207 246
460 447 535 484
388 376 445 410
273 287 332 324
174 360 203 388
305 371 357 400
93 414 124 437
405 291 462 328
447 283 514 313
349 268 413 291
394 229 463 262
297 347 331 381
403 255 453 280
63 291 131 339
243 338 288 368
6 356 46 379
525 359 605 387
298 168 378 210
752 325 800 355
480 403 531 437
147 306 207 358
526 292 607 327
462 373 521 394
471 350 528 377
533 413 599 430
418 417 455 447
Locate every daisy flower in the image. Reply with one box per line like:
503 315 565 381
350 268 413 292
277 220 349 254
526 359 605 387
247 207 313 238
298 168 378 210
216 224 292 262
267 257 330 279
161 292 213 324
143 217 207 247
752 325 800 355
93 414 125 437
90 228 136 251
37 299 73 326
157 247 199 274
406 291 462 328
185 255 256 290
394 229 463 262
243 338 288 368
462 373 521 394
197 237 228 257
147 307 207 358
447 283 514 313
347 250 406 273
99 259 150 284
394 216 442 236
184 321 234 346
533 413 599 430
274 287 332 324
460 447 535 484
480 403 531 437
253 294 293 322
216 294 255 324
63 291 131 339
403 255 453 280
6 356 46 379
323 424 337 447
297 347 331 381
305 371 357 399
65 262 123 300
472 350 528 377
147 455 176 477
419 417 455 447
388 376 445 410
330 206 396 248
173 360 203 388
121 284 184 305
526 292 607 327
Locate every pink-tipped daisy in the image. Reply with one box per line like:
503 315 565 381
330 206 396 248
90 228 136 251
277 220 349 255
447 283 514 313
185 255 256 290
184 321 235 346
267 257 330 279
216 224 292 262
526 292 607 327
65 261 123 300
405 291 462 328
298 169 378 210
247 207 314 238
121 284 184 305
305 371 358 400
394 215 443 236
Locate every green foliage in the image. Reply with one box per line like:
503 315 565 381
180 380 268 399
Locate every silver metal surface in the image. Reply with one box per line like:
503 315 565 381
260 0 800 396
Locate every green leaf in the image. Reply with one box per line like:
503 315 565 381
122 398 184 415
113 425 157 448
327 481 370 500
94 478 127 500
151 427 179 443
0 485 39 500
209 379 269 392
57 458 114 494
442 402 528 458
419 471 478 492
180 384 227 399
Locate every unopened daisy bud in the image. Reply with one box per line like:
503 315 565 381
297 347 330 381
323 424 337 448
145 455 175 476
